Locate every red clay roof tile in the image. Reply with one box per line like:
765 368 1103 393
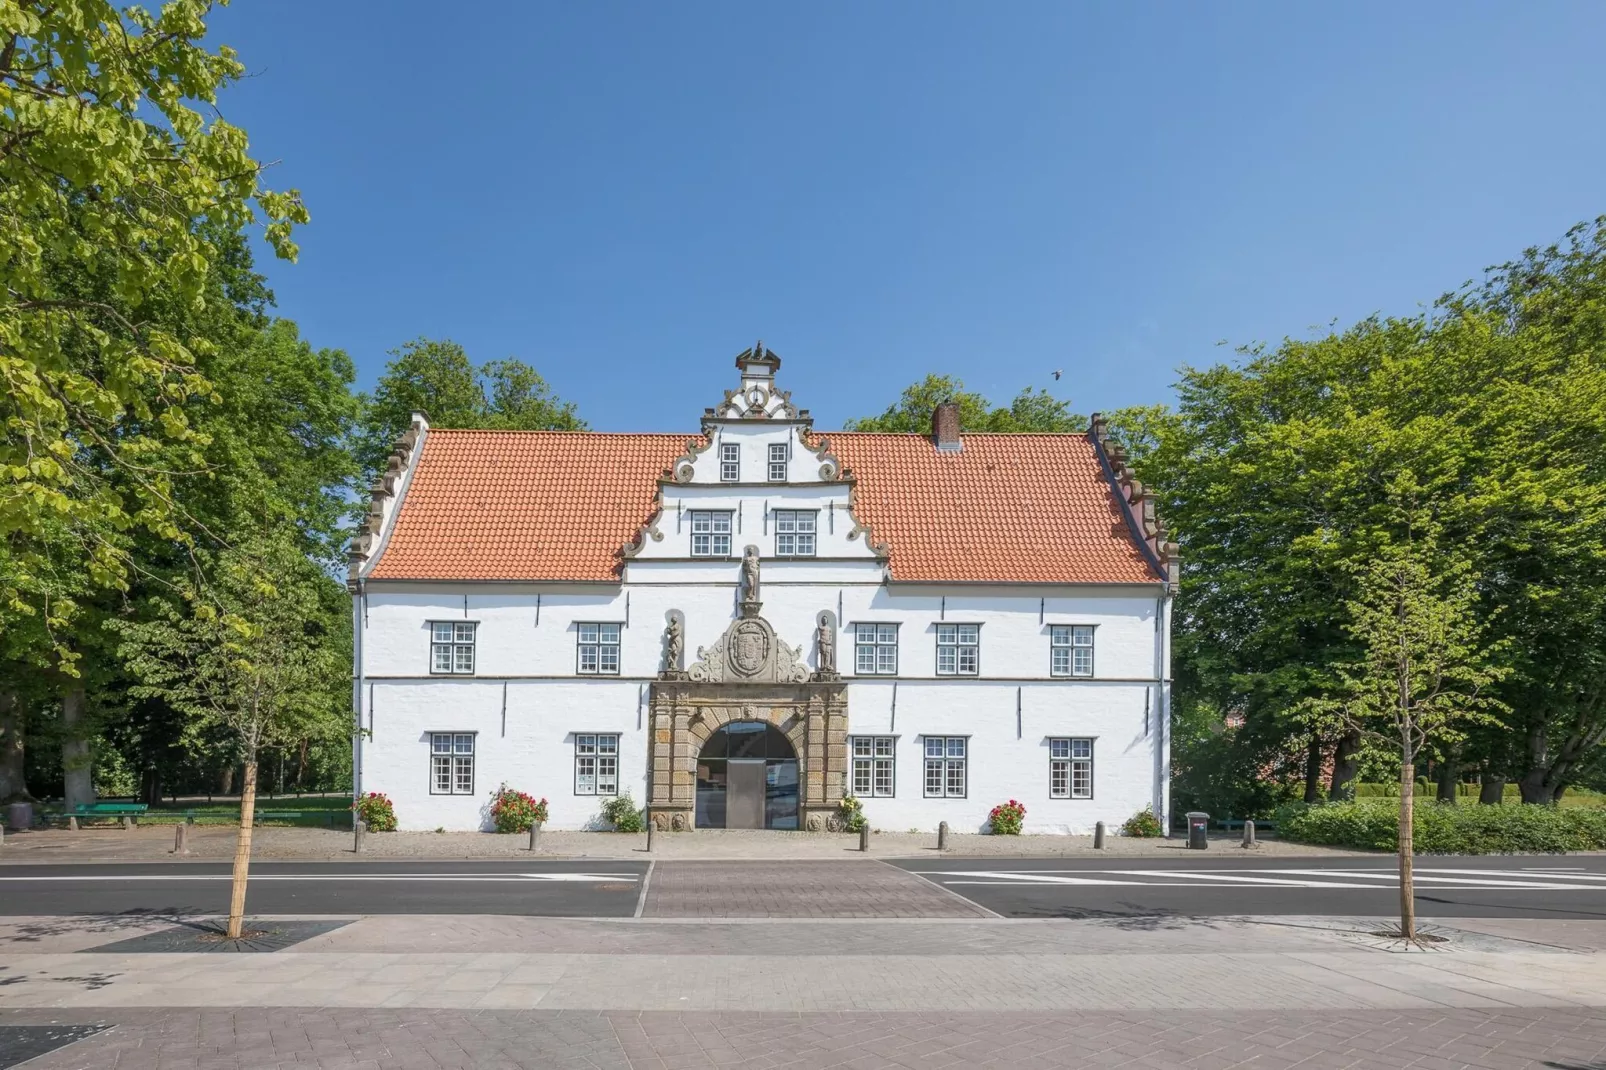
368 428 1160 585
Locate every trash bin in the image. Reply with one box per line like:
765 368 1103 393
1186 811 1209 850
6 802 33 831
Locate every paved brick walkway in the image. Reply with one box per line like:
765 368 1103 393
3 1006 1604 1069
641 861 992 918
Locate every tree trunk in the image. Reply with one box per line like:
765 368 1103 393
219 763 235 795
227 758 258 939
1329 730 1361 801
1398 759 1416 942
0 691 29 803
1435 749 1460 805
295 738 309 790
140 766 162 806
60 686 94 810
1303 735 1324 804
1478 774 1505 805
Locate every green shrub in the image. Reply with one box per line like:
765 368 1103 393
988 799 1026 835
837 795 866 833
488 786 548 833
352 792 397 832
600 793 644 833
1280 800 1606 853
1121 807 1164 838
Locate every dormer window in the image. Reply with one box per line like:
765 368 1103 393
768 443 788 482
719 443 740 482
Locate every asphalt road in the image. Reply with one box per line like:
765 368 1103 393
892 854 1606 920
0 860 649 917
2 855 1604 919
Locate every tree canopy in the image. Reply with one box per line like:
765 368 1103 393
355 338 584 475
845 374 1086 433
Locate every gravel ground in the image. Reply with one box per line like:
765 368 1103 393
0 824 1372 862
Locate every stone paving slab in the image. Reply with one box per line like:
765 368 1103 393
641 861 994 918
0 824 1366 863
4 946 1606 1012
3 1006 1604 1069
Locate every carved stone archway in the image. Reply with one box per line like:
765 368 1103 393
648 612 847 831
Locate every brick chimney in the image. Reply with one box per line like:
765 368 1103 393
932 401 962 451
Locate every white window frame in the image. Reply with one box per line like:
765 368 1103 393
719 443 740 482
935 623 980 676
1049 737 1094 799
923 736 967 798
850 736 896 798
577 622 622 675
429 732 475 795
854 623 899 675
1051 625 1096 678
768 442 788 482
690 510 733 557
574 733 620 796
773 510 816 557
430 621 477 675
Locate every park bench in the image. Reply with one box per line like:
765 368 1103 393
176 808 348 828
1219 817 1275 833
67 802 149 830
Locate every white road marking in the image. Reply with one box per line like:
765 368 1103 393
0 872 639 883
924 866 1606 892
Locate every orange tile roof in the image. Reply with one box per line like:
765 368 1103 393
368 428 1162 584
823 433 1159 584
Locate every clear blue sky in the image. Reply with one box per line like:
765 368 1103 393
211 1 1606 432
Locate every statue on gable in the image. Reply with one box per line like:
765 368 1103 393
740 544 761 616
661 614 685 678
814 613 837 679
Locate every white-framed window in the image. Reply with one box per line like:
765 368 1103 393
574 733 619 795
936 623 979 676
768 442 788 482
719 443 740 482
773 510 816 557
430 622 477 675
690 510 733 557
854 623 899 675
1051 625 1095 677
577 623 621 675
850 736 896 797
430 732 475 795
1050 738 1094 799
923 736 967 798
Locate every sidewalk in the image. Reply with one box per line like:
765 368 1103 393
0 824 1368 863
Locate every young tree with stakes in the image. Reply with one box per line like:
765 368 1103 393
112 529 346 938
1307 508 1507 941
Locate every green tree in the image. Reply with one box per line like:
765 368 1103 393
1 1 307 640
356 338 584 475
112 527 347 938
1304 514 1506 941
845 374 1086 433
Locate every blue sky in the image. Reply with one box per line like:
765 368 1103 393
211 1 1606 431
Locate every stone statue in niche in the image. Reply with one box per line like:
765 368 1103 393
740 544 761 614
815 614 837 677
662 615 684 676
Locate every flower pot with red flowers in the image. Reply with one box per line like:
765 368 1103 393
988 799 1026 835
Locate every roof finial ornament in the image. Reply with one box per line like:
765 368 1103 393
754 339 764 359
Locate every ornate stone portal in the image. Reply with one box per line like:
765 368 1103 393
650 611 847 832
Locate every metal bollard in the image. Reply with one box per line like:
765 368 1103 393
527 822 541 852
1093 821 1106 850
174 823 188 855
937 820 949 851
646 819 655 853
353 818 367 853
1241 820 1257 849
859 824 870 852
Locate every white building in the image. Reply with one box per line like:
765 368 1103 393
347 346 1177 834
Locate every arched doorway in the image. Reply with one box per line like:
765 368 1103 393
695 721 799 829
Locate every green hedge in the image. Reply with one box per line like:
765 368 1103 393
1278 800 1606 853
